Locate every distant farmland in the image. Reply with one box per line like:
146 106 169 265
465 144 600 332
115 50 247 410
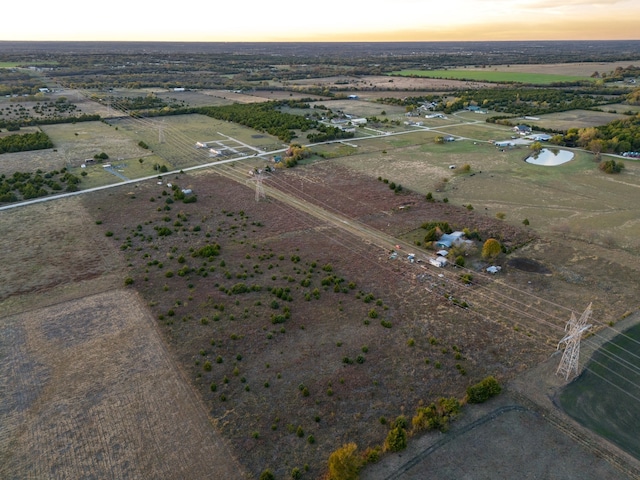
390 69 592 85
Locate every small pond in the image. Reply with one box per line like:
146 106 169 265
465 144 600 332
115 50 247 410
525 148 574 166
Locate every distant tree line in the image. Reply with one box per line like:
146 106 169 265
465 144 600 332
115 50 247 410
384 87 624 116
0 113 100 131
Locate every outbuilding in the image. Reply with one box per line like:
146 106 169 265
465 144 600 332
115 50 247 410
429 257 448 268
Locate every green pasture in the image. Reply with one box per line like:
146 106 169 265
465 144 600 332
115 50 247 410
559 323 640 460
390 69 592 85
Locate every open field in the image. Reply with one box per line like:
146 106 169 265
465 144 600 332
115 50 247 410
0 289 246 479
524 109 629 131
288 75 498 92
601 104 640 114
485 61 640 76
391 69 591 85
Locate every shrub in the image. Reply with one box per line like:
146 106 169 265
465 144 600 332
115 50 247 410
467 375 502 403
259 470 275 480
123 276 134 286
384 426 407 452
328 443 360 480
599 159 624 174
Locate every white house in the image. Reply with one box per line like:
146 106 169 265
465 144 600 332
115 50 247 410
513 125 532 135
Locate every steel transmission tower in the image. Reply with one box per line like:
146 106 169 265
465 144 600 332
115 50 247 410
556 303 593 380
247 169 268 201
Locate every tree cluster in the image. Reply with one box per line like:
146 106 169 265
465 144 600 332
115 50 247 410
198 102 315 143
0 168 82 202
0 131 53 154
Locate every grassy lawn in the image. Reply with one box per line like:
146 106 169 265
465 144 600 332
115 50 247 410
389 69 592 85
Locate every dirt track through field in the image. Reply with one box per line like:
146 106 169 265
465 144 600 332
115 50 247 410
0 289 247 479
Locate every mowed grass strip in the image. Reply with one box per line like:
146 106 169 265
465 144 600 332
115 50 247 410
390 69 592 85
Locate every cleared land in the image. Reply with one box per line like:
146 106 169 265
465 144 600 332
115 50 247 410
0 289 246 479
524 109 629 130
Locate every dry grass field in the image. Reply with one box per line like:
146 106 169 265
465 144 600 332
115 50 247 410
0 198 246 479
0 289 246 479
525 109 629 131
2 70 640 479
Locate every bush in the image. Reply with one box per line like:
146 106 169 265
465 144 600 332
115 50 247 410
467 375 501 403
384 426 407 452
328 443 360 480
260 470 275 480
599 159 624 174
123 276 134 286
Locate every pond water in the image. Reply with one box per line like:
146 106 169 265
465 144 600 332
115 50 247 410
525 148 574 166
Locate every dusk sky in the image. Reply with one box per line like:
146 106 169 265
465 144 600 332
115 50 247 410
3 0 639 42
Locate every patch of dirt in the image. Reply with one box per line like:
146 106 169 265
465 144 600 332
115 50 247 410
507 257 552 274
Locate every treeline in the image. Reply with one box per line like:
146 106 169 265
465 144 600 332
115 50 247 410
197 102 316 143
0 113 100 131
571 114 640 152
378 87 625 116
0 131 53 154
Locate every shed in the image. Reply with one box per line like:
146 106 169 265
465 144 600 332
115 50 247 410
429 257 448 268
